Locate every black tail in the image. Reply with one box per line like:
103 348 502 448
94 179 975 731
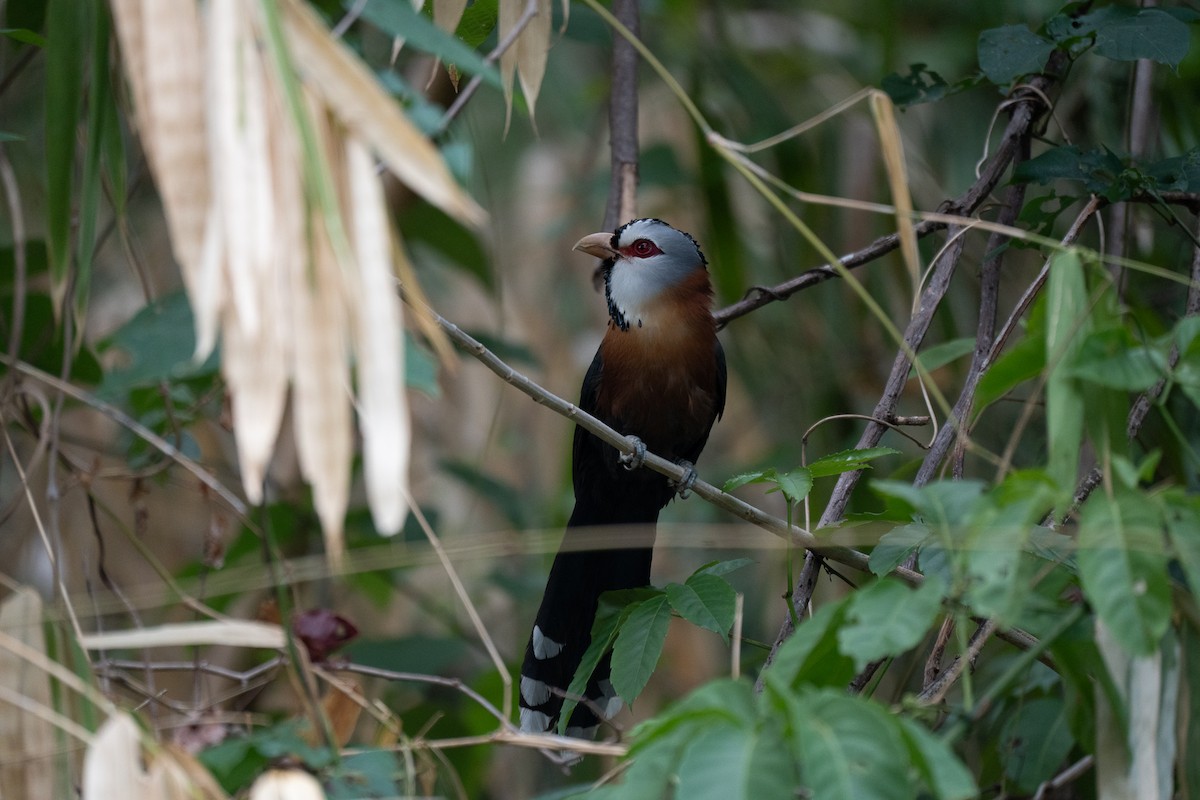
518 496 660 738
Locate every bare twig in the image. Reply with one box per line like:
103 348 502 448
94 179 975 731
0 355 249 517
817 229 968 529
917 619 997 705
916 158 1029 486
714 56 1064 327
1033 755 1095 800
602 0 640 231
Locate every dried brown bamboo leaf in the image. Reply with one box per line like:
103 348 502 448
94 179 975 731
209 0 276 338
498 0 522 133
148 746 228 800
391 232 455 367
156 745 229 800
135 0 212 312
0 589 54 800
248 769 325 800
433 0 470 35
516 0 551 125
221 29 299 502
78 621 286 650
277 0 485 227
346 139 410 535
871 90 921 291
82 713 155 799
289 137 352 567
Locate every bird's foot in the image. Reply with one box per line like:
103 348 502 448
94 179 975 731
673 461 698 499
619 436 647 471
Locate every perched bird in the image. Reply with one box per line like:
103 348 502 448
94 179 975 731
519 218 727 738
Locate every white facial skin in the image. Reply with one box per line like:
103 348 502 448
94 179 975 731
605 219 705 329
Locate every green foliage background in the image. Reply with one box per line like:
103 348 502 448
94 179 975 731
1 0 1200 798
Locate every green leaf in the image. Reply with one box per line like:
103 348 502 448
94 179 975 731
1045 250 1088 497
881 63 951 107
74 2 114 328
454 0 498 49
666 573 736 638
630 678 756 748
1067 327 1165 390
610 594 673 706
360 0 501 88
1077 490 1171 655
976 331 1045 413
837 577 946 670
896 717 977 800
807 447 901 478
44 0 88 313
1093 8 1191 68
0 27 47 47
1164 493 1200 594
694 557 755 578
978 25 1055 84
1000 697 1076 792
908 337 976 379
675 725 797 800
763 595 855 690
557 601 630 734
97 292 218 399
788 690 912 800
723 467 812 505
328 750 403 799
868 522 930 576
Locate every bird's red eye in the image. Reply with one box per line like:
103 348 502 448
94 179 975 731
630 239 659 257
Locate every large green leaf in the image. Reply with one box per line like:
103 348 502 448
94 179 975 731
665 573 736 638
1044 250 1088 497
978 25 1055 84
976 331 1045 414
1078 490 1171 655
868 522 930 576
674 725 796 800
807 447 900 478
1093 8 1191 67
999 696 1076 792
763 595 855 690
837 577 946 670
788 690 911 800
1067 327 1165 391
896 717 977 800
610 594 673 706
97 292 219 399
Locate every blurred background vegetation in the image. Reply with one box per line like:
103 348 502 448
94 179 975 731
1 0 1198 797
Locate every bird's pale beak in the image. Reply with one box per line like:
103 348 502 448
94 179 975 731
573 232 617 260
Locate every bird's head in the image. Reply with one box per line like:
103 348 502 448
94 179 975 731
573 218 709 331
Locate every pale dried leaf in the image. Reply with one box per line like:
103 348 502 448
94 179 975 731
278 0 485 226
82 713 154 799
346 139 410 535
149 746 229 800
516 0 551 125
0 589 55 799
870 91 920 292
433 0 469 35
498 0 521 133
223 61 300 503
108 0 152 152
288 116 352 567
249 769 325 800
78 620 286 651
209 0 276 338
136 0 212 318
